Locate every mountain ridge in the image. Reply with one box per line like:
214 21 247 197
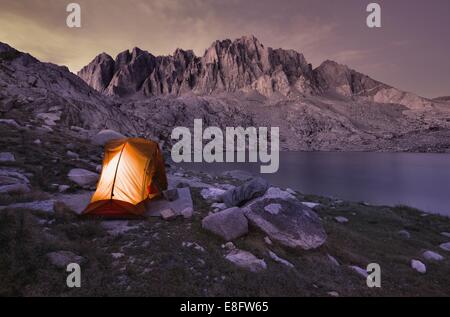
1 39 450 152
77 37 385 98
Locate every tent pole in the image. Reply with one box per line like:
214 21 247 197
111 143 127 200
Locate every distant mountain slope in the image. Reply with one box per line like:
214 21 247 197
1 40 450 152
0 42 134 134
433 96 450 102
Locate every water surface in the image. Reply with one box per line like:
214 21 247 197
176 152 450 216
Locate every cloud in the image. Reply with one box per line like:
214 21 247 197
331 49 373 64
0 0 448 98
0 0 341 72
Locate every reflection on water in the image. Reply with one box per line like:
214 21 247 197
175 152 450 216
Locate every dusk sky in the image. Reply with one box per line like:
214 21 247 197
0 0 449 98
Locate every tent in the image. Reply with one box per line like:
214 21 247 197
83 137 168 217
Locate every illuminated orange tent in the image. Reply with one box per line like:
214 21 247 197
83 138 168 217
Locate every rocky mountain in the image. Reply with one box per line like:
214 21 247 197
2 38 450 152
0 42 141 136
78 36 434 111
433 96 450 102
78 36 316 97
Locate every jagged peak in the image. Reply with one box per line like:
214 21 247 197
234 35 263 46
318 59 349 70
173 48 195 59
94 52 113 62
204 35 264 54
115 49 131 64
131 46 147 56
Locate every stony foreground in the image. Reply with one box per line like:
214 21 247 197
1 122 450 297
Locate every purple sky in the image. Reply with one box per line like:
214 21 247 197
0 0 449 98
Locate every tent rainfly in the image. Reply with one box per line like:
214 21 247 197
83 138 168 217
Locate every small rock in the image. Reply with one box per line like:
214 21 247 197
47 251 85 268
225 249 267 272
0 119 20 128
334 216 349 224
37 112 60 126
197 258 206 266
268 250 294 268
202 207 248 241
327 254 340 267
58 185 70 193
349 265 368 278
33 139 42 145
264 236 273 245
262 187 296 200
66 151 79 159
181 207 193 219
398 230 411 239
160 208 177 221
327 291 339 297
162 188 179 201
92 129 125 146
200 187 226 202
439 242 450 252
66 143 76 151
222 177 269 207
112 253 124 259
0 152 15 162
0 183 31 194
182 241 205 252
55 191 92 214
441 232 450 238
302 202 320 209
411 259 426 274
211 202 227 211
68 168 99 187
264 203 282 215
223 242 236 250
422 250 444 261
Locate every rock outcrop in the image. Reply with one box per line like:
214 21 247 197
202 207 248 241
221 177 269 207
243 188 327 250
78 36 317 98
225 249 267 272
411 259 427 274
92 129 126 146
0 168 31 194
68 169 99 187
77 35 437 113
2 39 450 153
